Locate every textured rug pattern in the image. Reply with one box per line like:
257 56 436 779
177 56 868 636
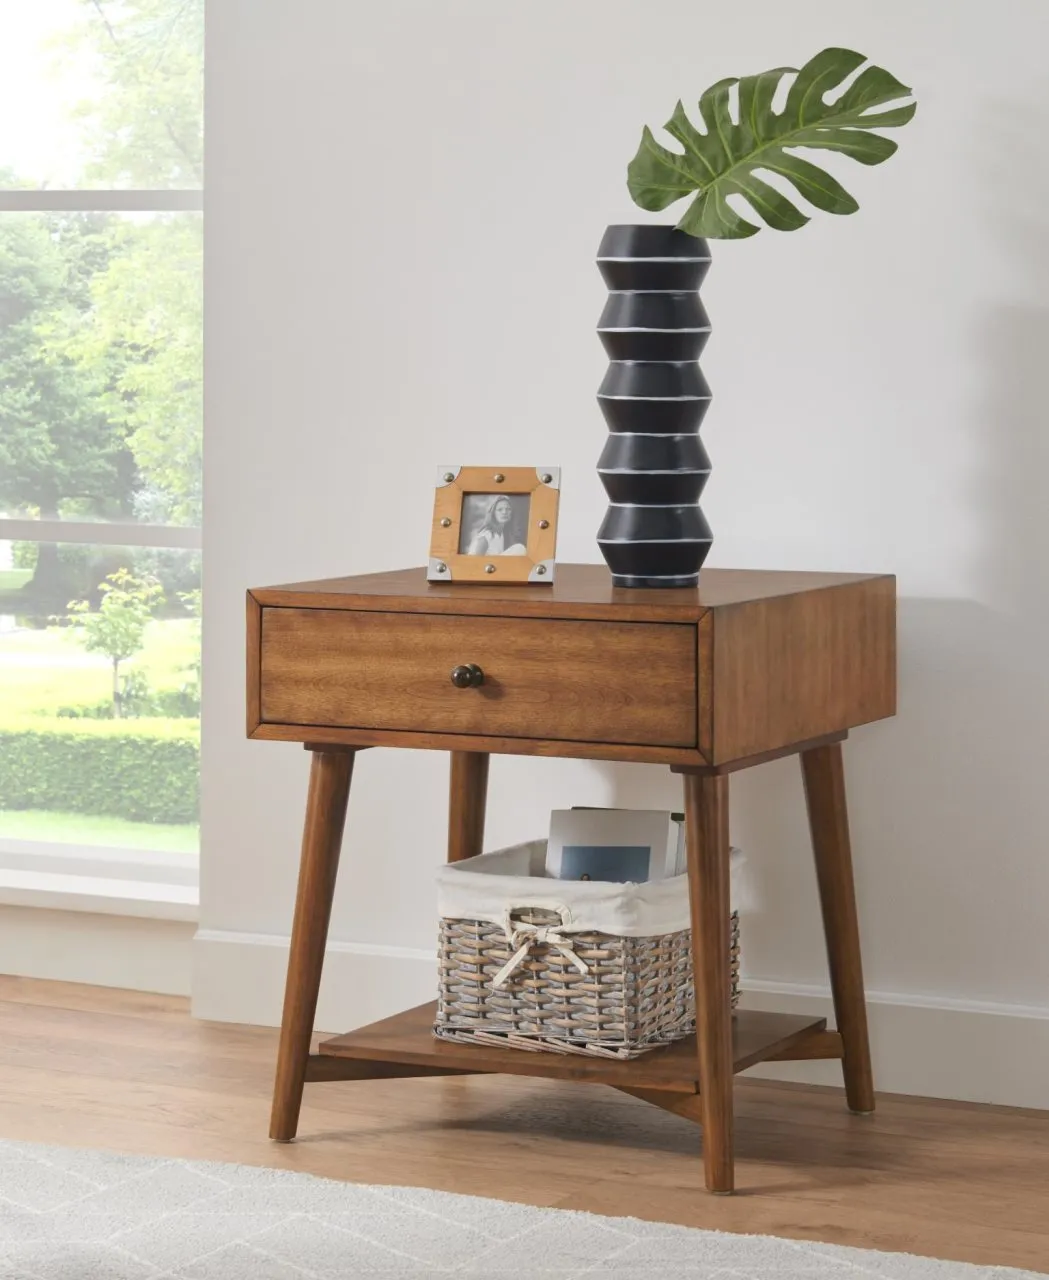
0 1139 1044 1279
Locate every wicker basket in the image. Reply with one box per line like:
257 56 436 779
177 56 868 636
434 843 741 1060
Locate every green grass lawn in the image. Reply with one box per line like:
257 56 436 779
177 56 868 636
0 618 199 852
0 617 198 718
0 808 198 852
0 569 32 592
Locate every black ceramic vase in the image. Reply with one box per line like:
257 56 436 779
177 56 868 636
596 225 712 588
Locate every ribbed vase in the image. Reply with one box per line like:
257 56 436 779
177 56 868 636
596 225 712 588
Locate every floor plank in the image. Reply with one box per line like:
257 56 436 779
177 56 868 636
1 977 1047 1272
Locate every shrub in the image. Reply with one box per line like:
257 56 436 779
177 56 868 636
56 701 112 719
151 683 200 718
0 718 199 824
56 670 199 721
132 548 202 611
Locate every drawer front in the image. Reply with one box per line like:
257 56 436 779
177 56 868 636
259 608 697 748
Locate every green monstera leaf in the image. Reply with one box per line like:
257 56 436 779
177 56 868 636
627 47 916 240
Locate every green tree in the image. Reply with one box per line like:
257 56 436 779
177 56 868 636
67 0 204 188
0 0 204 602
58 0 205 524
0 214 137 607
76 214 202 524
68 568 165 717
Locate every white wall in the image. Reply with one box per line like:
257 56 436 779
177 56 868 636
199 0 1049 1106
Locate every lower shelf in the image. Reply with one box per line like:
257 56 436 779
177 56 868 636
316 1002 831 1094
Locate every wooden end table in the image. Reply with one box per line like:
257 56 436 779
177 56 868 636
246 563 895 1194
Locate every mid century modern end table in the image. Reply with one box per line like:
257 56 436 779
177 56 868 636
246 563 896 1194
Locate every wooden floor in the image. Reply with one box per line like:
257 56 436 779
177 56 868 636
1 978 1047 1273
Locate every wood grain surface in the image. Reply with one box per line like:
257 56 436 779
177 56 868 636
245 591 261 735
316 1002 825 1091
259 607 697 748
250 721 707 766
2 978 1047 1273
251 564 890 623
801 742 876 1114
683 772 735 1192
249 566 897 764
269 748 354 1141
708 577 896 762
447 751 489 863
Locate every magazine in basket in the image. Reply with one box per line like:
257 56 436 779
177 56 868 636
546 807 684 882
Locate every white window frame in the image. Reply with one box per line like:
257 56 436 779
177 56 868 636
0 187 204 915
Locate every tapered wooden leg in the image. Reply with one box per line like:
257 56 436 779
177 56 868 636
448 751 489 863
683 771 734 1194
801 741 875 1115
269 747 355 1141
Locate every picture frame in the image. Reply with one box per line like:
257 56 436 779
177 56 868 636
427 466 560 584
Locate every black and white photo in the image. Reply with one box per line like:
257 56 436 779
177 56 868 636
458 493 530 556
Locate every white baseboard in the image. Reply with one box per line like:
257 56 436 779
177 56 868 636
191 931 1049 1111
739 980 1049 1110
0 905 194 995
192 929 435 1033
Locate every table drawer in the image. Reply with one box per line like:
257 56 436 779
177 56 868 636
258 608 697 748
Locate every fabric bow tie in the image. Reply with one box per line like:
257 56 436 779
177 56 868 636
490 922 590 990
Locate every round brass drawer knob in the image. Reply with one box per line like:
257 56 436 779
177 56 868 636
450 663 485 689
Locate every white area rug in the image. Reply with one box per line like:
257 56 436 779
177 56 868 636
0 1139 1043 1280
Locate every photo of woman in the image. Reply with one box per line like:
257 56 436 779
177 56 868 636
460 493 529 556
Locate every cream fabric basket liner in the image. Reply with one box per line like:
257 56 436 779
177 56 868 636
437 839 747 938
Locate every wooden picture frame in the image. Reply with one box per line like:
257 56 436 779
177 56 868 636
427 466 560 584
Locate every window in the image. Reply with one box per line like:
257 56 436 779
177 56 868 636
0 1 203 860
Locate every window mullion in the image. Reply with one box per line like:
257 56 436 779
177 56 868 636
0 519 202 551
0 190 203 213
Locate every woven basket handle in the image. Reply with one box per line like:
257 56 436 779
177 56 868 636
491 905 586 990
504 904 567 930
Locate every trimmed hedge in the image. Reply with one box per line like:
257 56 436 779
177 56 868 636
0 718 199 825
